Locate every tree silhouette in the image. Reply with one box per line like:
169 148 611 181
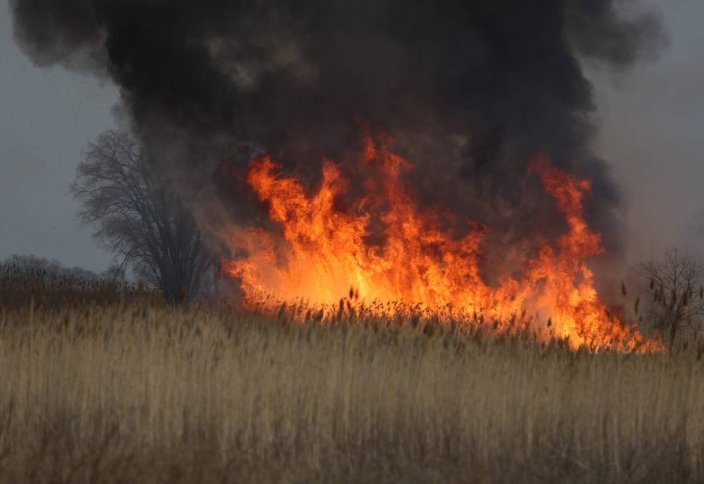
72 131 213 303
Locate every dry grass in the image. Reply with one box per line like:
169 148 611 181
1 308 703 483
1 279 704 482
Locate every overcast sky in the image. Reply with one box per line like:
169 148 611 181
590 0 704 266
0 0 118 271
0 0 702 272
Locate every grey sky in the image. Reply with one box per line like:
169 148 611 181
0 0 702 272
0 0 118 271
590 0 704 265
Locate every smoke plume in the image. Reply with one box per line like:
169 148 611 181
11 0 665 286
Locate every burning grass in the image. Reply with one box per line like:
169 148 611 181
0 290 702 483
224 134 661 352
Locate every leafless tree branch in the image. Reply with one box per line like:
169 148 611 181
639 248 704 348
72 131 215 303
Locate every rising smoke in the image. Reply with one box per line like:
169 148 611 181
11 0 665 287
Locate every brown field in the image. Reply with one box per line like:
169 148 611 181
1 273 704 483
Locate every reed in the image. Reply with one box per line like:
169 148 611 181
0 296 702 482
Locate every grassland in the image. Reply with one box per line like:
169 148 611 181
0 271 703 483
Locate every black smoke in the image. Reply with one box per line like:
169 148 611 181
11 0 665 284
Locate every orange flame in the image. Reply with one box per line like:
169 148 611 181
224 135 662 352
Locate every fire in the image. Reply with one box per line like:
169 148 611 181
224 134 662 352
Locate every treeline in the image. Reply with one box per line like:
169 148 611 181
0 255 158 310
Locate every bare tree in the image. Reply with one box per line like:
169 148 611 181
639 248 704 348
72 131 213 303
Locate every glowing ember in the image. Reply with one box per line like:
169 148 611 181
223 134 662 352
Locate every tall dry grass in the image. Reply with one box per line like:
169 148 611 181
0 294 703 483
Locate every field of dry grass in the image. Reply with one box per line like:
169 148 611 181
0 290 703 484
